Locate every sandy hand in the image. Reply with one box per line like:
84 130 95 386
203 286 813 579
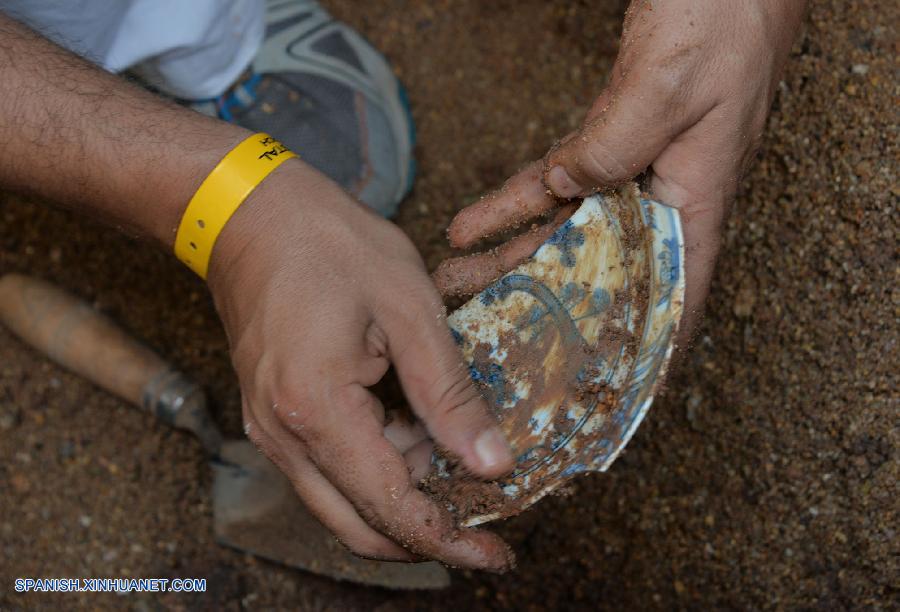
206 159 516 570
438 0 806 340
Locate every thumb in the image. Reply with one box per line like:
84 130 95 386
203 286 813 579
648 104 742 344
379 287 515 480
543 87 685 198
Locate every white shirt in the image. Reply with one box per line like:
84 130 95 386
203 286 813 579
1 0 264 99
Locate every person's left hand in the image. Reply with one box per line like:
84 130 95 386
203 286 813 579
434 0 806 344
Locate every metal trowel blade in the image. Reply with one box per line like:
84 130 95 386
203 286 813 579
210 440 450 590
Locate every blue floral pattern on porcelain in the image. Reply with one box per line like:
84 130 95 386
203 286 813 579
438 183 686 526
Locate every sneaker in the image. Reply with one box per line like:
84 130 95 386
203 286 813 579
192 0 416 217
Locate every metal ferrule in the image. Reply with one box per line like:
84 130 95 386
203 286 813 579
141 369 202 426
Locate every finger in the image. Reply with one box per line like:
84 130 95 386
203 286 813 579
297 382 515 571
543 84 696 198
434 204 577 298
378 286 515 479
242 406 417 561
648 104 742 345
383 415 433 483
404 439 434 483
447 160 560 249
383 416 428 454
290 460 419 561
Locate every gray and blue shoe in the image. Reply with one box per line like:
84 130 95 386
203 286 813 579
192 0 416 217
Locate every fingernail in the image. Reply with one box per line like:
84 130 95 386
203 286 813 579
546 165 582 198
474 428 513 472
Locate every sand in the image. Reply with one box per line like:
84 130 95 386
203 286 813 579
1 0 896 609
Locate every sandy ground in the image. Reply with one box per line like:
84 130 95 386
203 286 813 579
1 0 897 609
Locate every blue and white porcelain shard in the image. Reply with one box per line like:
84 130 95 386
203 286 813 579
441 183 685 527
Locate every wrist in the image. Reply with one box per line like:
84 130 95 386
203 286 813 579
170 131 297 278
204 158 333 297
141 120 252 248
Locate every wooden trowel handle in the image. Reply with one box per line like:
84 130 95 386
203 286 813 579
0 273 222 454
0 273 168 405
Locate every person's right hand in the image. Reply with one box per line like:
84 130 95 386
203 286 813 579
205 159 515 570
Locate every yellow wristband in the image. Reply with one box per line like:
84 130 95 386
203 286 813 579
174 133 296 279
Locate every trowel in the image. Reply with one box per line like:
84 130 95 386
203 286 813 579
0 273 449 589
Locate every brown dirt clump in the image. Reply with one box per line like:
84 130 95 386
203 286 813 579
420 450 507 520
1 1 897 610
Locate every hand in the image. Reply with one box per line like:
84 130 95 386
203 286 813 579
437 0 806 341
206 160 515 570
0 12 516 569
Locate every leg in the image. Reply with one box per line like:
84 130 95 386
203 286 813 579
2 0 415 216
189 0 416 217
